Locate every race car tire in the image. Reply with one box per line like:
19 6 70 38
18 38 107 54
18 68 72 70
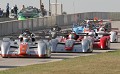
46 48 51 58
106 40 110 49
115 36 118 42
1 40 10 58
87 43 93 53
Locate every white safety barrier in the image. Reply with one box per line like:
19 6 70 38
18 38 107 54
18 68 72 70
0 12 120 36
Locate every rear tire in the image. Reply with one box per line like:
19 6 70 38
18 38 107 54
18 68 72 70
115 36 118 42
106 40 110 49
87 44 93 53
46 48 51 58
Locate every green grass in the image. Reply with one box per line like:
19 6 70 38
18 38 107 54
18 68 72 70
1 50 120 74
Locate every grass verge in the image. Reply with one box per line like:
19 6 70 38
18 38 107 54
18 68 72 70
0 50 120 74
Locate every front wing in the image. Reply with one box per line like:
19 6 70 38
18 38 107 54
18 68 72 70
52 43 88 52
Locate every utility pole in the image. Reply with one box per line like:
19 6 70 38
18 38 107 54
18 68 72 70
40 0 42 10
49 0 51 16
55 0 57 15
61 4 63 14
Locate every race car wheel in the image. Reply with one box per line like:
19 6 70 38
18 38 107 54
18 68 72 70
106 40 110 49
115 36 118 42
46 49 51 58
87 43 93 53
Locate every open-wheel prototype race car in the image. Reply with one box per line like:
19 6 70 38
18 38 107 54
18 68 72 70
95 26 119 43
18 6 40 20
72 23 85 34
89 20 119 43
1 32 51 58
90 31 111 49
49 32 93 53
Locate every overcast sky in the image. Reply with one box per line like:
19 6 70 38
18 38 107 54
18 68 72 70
0 0 120 14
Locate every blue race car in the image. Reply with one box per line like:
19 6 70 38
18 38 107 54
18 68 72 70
72 23 85 34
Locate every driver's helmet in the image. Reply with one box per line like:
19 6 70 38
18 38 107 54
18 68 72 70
99 27 105 31
86 20 90 24
25 29 29 32
68 33 75 39
23 29 31 35
23 32 27 37
53 27 56 31
98 31 104 38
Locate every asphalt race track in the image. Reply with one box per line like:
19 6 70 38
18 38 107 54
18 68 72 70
0 22 120 71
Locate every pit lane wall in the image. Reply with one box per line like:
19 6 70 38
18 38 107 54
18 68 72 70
0 12 120 36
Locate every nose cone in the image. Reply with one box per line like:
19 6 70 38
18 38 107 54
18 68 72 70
19 43 28 55
65 40 74 51
65 47 73 51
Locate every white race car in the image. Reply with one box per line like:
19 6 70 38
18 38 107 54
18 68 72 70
1 34 51 58
49 33 93 53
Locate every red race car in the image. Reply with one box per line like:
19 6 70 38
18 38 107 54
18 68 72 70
89 31 110 49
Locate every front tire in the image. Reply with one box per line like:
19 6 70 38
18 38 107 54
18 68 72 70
46 49 51 58
106 40 110 49
87 43 93 53
115 36 118 42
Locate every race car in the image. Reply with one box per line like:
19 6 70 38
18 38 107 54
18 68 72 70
18 6 40 20
88 31 111 49
89 20 118 43
72 21 95 34
96 26 119 43
1 33 51 58
49 32 93 53
72 23 85 34
85 19 112 32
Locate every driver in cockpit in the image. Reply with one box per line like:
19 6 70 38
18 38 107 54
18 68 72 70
19 29 35 42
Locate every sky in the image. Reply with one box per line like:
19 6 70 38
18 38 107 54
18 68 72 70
0 0 120 14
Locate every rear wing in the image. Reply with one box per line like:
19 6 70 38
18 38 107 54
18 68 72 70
77 33 92 36
58 33 93 37
85 20 111 22
96 33 111 36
